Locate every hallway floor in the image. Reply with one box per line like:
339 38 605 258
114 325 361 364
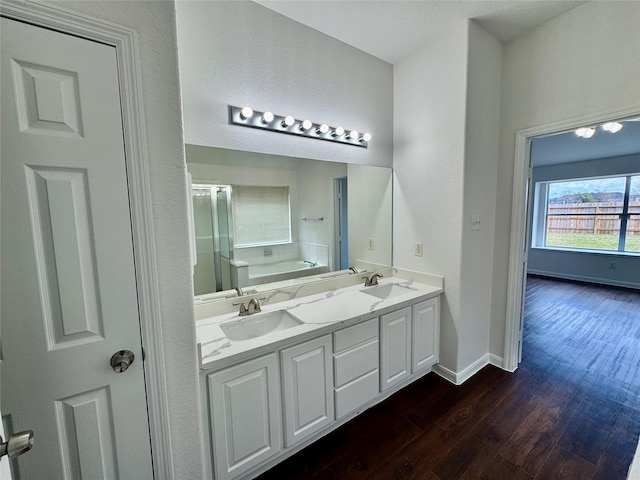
255 276 640 479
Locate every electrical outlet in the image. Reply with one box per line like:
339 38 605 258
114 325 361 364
471 215 481 231
368 238 374 250
415 242 423 257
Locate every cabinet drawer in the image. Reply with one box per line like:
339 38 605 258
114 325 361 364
335 369 379 419
334 318 378 352
334 339 378 387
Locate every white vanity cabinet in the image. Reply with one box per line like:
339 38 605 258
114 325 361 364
380 307 412 391
333 318 379 418
200 286 441 480
412 297 440 373
281 335 334 447
206 353 282 480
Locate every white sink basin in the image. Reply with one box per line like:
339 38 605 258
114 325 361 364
220 310 303 341
360 283 413 300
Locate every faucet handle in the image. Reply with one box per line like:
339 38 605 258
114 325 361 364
232 301 248 315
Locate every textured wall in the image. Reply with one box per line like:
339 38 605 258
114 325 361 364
393 21 469 371
176 1 393 168
459 22 502 371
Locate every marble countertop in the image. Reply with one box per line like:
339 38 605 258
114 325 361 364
196 276 443 371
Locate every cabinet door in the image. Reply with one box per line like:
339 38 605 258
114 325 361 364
380 307 411 391
207 354 282 480
281 335 334 447
412 297 440 373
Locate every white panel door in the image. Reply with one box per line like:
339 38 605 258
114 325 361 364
412 297 440 373
281 335 334 447
380 307 411 391
0 18 153 479
207 354 282 480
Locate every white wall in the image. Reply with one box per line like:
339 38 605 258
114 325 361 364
48 1 203 478
176 1 393 167
459 22 502 370
491 1 640 357
348 164 393 268
528 154 640 288
298 160 347 269
393 21 469 371
394 20 501 377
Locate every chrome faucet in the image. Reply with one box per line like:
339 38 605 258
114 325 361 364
349 266 358 274
233 297 262 316
235 286 243 297
363 273 383 287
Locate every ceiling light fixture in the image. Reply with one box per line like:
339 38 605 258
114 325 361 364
602 121 623 133
575 127 596 138
229 106 370 148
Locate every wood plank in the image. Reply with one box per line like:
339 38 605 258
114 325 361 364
255 277 640 480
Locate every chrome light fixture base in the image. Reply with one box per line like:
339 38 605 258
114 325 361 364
229 105 370 148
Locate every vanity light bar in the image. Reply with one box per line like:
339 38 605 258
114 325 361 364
229 106 371 148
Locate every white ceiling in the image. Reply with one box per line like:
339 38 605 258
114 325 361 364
532 119 640 167
255 0 587 64
252 0 639 166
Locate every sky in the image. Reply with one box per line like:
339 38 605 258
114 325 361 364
548 176 639 198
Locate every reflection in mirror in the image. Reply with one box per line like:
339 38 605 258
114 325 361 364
186 145 392 301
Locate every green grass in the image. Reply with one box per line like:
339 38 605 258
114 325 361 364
546 233 640 252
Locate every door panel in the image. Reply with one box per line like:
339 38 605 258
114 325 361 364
380 307 411 390
1 17 153 479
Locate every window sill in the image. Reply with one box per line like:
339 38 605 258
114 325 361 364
234 241 293 249
530 246 640 257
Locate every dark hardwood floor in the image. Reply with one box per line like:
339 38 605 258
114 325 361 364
256 275 640 479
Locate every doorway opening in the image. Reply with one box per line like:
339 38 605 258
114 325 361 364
504 109 640 372
333 177 349 270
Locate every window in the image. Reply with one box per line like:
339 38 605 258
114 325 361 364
232 185 291 247
533 174 640 253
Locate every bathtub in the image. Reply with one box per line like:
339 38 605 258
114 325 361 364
233 260 329 287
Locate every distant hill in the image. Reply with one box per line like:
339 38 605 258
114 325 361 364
549 192 640 204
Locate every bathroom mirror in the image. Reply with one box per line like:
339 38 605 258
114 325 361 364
187 144 392 301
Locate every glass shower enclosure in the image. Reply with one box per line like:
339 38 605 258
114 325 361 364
192 185 234 295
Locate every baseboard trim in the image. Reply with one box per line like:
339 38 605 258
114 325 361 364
488 353 505 369
528 269 639 290
433 354 492 385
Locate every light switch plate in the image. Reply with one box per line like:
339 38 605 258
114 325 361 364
471 215 481 231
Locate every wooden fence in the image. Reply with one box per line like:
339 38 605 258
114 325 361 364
547 202 640 235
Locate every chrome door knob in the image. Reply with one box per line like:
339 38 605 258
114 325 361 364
110 350 135 373
0 430 34 459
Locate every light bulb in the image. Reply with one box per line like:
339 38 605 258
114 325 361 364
282 115 295 128
602 122 623 133
362 132 372 142
240 106 253 120
300 119 312 131
317 124 329 134
262 111 274 123
348 130 359 140
575 127 595 138
333 126 345 137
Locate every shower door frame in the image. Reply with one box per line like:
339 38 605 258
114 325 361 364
193 184 235 293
